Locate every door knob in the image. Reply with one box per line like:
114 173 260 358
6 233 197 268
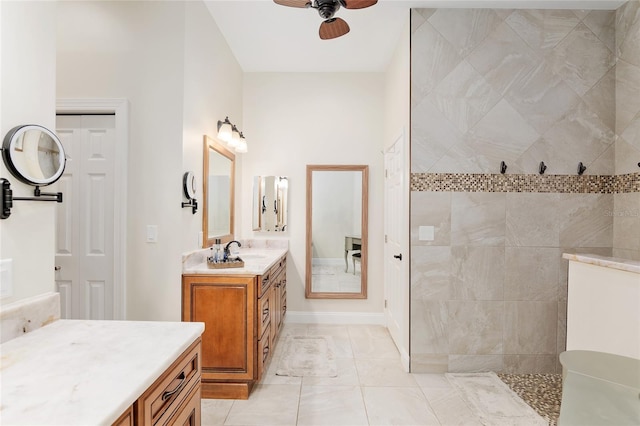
393 254 402 260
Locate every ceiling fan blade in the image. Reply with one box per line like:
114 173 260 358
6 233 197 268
319 17 350 40
342 0 377 9
273 0 311 8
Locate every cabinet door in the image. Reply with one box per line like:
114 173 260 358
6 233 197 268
182 275 256 381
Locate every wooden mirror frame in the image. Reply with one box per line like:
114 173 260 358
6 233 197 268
305 165 368 299
202 135 235 247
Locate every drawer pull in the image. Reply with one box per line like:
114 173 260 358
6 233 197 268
262 307 269 321
162 371 186 401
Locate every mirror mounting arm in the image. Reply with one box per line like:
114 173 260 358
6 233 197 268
182 199 198 214
1 178 63 219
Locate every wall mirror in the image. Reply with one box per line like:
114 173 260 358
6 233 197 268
2 124 66 186
252 176 289 232
305 165 368 299
203 135 235 247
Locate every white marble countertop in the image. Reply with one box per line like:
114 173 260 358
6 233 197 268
563 253 640 274
0 319 204 425
183 243 288 276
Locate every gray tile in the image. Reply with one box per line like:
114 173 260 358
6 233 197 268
355 358 418 387
503 355 557 373
448 301 504 355
411 246 451 301
411 300 449 354
613 192 640 251
451 246 505 301
448 355 504 373
582 65 616 134
615 60 640 134
410 354 449 373
201 399 233 425
505 10 580 53
451 192 506 246
547 22 615 96
616 0 640 67
429 9 504 57
224 384 300 425
504 247 561 302
582 10 616 52
297 385 368 425
362 387 440 425
506 193 560 247
411 191 451 246
504 301 558 355
559 193 613 248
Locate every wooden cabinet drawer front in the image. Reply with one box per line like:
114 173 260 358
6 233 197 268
258 292 271 338
138 339 201 425
258 271 271 296
112 405 133 426
257 328 271 381
162 383 201 426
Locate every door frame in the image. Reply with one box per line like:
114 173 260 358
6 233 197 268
56 98 129 320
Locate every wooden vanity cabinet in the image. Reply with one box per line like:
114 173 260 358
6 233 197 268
181 254 287 400
113 338 202 426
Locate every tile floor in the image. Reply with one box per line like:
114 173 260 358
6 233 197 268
200 323 540 425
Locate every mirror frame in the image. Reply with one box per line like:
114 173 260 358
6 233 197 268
202 135 235 247
2 124 66 186
305 165 369 299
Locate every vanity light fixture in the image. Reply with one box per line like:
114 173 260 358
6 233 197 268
217 117 233 143
236 132 248 153
216 117 248 153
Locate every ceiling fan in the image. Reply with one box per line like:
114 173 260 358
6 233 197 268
273 0 378 40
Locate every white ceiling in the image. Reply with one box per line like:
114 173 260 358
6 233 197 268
204 0 626 73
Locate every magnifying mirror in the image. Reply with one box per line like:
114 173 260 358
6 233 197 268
2 124 66 186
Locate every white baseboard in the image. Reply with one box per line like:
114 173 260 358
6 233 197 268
285 311 386 325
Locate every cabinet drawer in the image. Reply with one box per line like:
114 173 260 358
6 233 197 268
258 292 271 338
257 327 271 381
112 405 133 426
137 339 201 425
162 382 201 426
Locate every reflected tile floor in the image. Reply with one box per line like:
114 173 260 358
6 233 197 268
201 324 547 426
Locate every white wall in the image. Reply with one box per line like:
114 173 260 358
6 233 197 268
56 1 243 321
182 0 243 252
0 1 58 306
241 73 385 317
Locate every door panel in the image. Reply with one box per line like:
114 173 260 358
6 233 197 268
384 129 410 371
55 115 115 320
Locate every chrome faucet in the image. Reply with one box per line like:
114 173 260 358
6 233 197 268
224 240 242 259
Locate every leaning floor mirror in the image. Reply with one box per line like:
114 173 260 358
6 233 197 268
305 165 368 299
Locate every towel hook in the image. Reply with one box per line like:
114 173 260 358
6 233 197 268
500 161 507 174
539 161 547 175
577 162 587 175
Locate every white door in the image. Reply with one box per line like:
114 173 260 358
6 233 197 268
384 129 410 371
55 115 116 320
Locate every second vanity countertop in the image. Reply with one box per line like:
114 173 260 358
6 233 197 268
562 253 640 274
0 319 204 425
182 239 288 276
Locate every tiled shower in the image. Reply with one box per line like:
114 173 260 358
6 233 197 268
410 4 640 374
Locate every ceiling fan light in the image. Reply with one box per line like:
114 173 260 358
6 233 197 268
217 117 233 143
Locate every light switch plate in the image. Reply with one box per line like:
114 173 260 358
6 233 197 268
0 259 13 298
419 225 435 241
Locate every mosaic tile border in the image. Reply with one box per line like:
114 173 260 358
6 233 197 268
411 172 640 193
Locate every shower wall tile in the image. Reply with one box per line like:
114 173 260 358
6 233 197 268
503 355 557 374
449 355 504 373
613 192 640 251
467 22 539 97
411 354 448 373
504 301 557 355
505 62 582 135
411 22 461 106
411 191 451 245
411 99 463 173
428 60 501 134
451 192 506 246
411 246 451 301
451 246 505 301
582 65 616 132
583 10 616 52
448 301 504 355
504 247 561 302
615 59 640 134
428 9 503 57
410 6 637 374
505 193 560 247
410 300 448 354
548 22 615 96
615 0 640 67
505 10 580 53
559 193 613 247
